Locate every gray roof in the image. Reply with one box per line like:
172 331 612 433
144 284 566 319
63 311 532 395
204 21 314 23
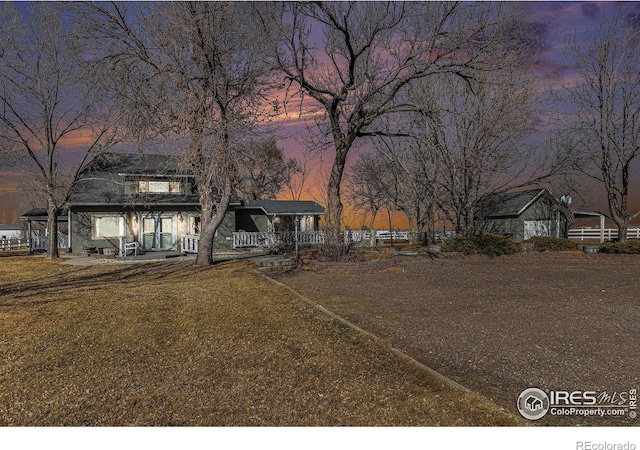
241 200 325 216
66 152 200 207
0 224 21 230
476 189 557 218
20 208 69 221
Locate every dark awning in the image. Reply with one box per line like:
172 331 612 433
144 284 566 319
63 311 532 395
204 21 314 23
240 200 325 216
20 208 68 222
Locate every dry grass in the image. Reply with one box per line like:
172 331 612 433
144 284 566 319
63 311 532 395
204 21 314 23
0 256 520 426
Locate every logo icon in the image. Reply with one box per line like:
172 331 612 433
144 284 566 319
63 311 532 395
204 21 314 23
517 388 550 420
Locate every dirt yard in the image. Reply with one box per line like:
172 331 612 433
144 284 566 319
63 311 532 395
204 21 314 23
274 252 640 426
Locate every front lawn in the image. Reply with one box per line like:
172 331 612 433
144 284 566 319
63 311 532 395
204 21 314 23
0 256 519 426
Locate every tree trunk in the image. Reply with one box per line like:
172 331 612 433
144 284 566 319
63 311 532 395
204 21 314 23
46 197 59 259
368 207 379 247
195 202 216 266
616 220 629 243
195 176 233 266
417 218 431 246
323 147 348 259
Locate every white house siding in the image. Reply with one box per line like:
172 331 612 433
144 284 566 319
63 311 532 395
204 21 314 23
524 220 554 241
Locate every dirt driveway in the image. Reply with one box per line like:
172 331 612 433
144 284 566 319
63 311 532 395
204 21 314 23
273 252 640 426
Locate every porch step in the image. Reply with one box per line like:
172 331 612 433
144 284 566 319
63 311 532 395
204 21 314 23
252 255 296 271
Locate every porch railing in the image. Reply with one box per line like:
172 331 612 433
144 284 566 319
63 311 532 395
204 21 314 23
232 231 325 249
27 233 68 251
232 232 278 249
181 235 200 254
231 230 421 249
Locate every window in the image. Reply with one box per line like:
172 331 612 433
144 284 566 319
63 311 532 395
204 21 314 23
138 180 180 193
92 215 124 239
189 216 201 235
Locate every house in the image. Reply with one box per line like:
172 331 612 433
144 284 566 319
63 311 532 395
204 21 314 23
474 188 570 242
61 152 324 255
525 395 543 412
0 224 22 240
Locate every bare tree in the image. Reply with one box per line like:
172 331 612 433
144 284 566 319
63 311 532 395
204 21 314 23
350 149 425 245
406 67 556 237
73 2 277 264
381 9 570 239
346 153 390 231
236 138 300 201
0 3 122 258
372 136 440 244
560 4 640 242
280 150 317 201
261 1 514 257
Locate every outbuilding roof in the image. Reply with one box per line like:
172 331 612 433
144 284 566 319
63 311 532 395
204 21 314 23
475 189 557 219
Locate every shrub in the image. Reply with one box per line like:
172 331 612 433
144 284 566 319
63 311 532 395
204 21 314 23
598 239 640 254
440 237 477 254
527 236 578 252
441 234 521 257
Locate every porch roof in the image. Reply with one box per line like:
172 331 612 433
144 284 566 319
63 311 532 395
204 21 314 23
241 200 325 216
20 208 69 222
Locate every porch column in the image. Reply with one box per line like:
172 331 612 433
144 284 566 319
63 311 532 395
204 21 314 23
68 209 72 253
600 214 605 244
27 220 32 254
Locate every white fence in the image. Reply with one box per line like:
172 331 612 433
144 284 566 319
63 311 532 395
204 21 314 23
232 231 325 249
232 232 277 249
185 229 450 252
231 229 417 249
171 228 640 254
1 233 68 251
1 238 29 251
568 227 640 242
344 229 412 244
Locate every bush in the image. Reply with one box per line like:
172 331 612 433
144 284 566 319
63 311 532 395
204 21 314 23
527 236 578 252
598 239 640 254
440 237 477 254
441 234 521 257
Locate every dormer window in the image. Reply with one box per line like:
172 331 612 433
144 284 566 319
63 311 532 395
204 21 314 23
138 180 180 193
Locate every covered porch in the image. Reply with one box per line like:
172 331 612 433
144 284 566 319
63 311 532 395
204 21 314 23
20 208 69 253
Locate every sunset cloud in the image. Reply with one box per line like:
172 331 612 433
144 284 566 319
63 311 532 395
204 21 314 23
2 1 639 229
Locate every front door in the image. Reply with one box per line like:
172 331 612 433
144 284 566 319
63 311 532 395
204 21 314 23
142 216 175 250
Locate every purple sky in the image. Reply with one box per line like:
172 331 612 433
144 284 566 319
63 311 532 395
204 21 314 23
1 1 639 226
